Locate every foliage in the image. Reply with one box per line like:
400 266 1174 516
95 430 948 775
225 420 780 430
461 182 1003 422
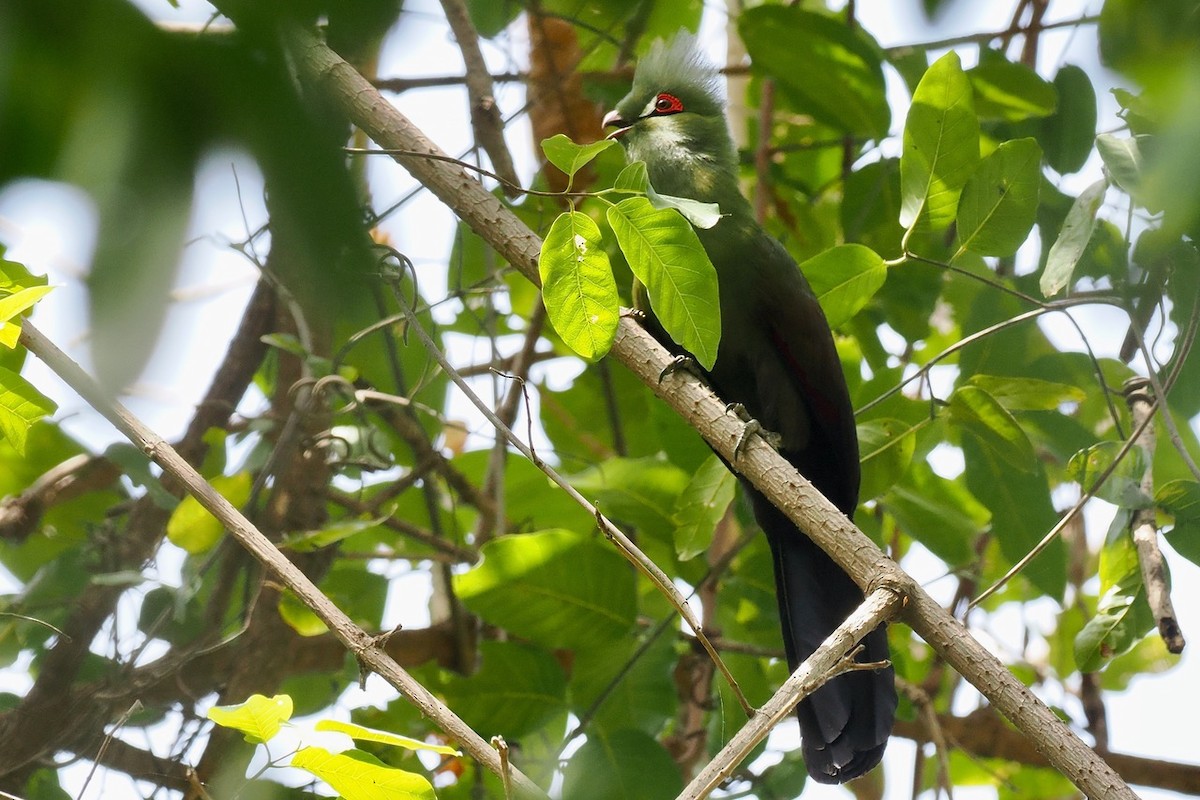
1 0 1199 798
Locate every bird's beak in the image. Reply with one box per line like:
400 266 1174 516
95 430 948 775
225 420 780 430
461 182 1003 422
603 109 632 140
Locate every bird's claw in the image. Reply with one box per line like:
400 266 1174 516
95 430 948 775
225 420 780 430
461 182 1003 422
727 403 782 458
659 354 703 383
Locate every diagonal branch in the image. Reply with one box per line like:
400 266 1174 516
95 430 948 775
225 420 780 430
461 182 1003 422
17 321 549 800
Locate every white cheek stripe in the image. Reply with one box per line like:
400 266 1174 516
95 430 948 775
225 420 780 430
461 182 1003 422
640 97 658 117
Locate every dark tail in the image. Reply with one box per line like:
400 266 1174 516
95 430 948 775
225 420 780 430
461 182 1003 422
748 489 896 784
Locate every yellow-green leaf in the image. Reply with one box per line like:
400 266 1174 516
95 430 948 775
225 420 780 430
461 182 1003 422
166 472 252 554
315 720 461 755
207 694 293 743
292 746 436 800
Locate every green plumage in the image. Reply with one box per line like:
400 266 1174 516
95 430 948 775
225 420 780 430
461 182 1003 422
605 33 896 783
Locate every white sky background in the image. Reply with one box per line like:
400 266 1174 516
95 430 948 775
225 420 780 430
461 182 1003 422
1 0 1198 797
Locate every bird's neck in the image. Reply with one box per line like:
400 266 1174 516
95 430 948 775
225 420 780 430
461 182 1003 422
627 118 751 218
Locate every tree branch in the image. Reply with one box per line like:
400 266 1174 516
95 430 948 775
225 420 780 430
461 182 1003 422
1124 377 1186 653
17 321 549 800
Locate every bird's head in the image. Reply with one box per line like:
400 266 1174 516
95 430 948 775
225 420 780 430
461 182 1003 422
603 32 739 202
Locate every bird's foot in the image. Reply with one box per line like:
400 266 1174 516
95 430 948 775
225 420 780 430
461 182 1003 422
726 403 782 458
623 307 647 322
659 354 704 384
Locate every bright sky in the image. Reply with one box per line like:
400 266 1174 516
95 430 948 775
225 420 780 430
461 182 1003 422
1 0 1197 798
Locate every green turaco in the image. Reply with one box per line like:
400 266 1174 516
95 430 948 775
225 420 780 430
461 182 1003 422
603 33 896 783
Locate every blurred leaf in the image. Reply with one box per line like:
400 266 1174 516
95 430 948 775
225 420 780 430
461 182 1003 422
467 0 521 38
1041 178 1108 297
1039 65 1098 174
1096 134 1149 203
539 211 619 361
454 529 636 651
207 694 292 744
968 52 1057 121
955 138 1041 257
740 6 889 138
607 197 720 369
801 244 887 328
562 729 682 800
673 454 736 560
900 51 980 230
441 641 567 737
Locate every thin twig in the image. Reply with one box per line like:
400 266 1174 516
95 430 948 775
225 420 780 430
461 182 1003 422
438 0 522 197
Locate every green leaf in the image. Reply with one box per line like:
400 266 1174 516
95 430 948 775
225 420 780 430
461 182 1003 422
292 747 436 800
562 729 683 800
614 161 649 193
607 197 721 369
968 54 1057 121
740 6 890 138
647 186 722 229
857 418 917 500
799 244 886 328
541 134 616 181
883 462 988 567
1040 65 1098 174
206 693 293 743
1159 480 1200 566
966 375 1086 411
949 385 1036 471
1096 133 1146 198
962 436 1065 600
673 454 736 560
955 138 1042 257
165 473 253 554
315 720 460 753
1067 442 1150 509
539 211 619 361
900 51 979 231
441 640 567 737
454 529 636 651
0 366 57 455
1074 523 1154 672
1041 178 1108 297
573 456 691 542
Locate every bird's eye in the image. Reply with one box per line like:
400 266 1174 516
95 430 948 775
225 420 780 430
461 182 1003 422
653 93 684 114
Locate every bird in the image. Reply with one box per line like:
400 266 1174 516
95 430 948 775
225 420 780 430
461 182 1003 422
602 33 896 784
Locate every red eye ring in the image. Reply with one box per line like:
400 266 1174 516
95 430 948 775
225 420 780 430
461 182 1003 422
653 93 684 114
